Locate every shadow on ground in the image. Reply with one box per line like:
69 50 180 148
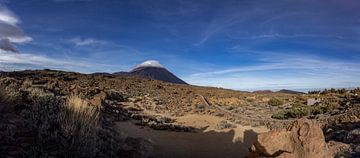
116 121 260 158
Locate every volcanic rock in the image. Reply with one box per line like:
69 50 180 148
248 118 349 158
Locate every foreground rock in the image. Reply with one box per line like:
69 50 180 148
248 118 349 158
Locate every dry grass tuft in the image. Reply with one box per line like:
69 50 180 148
62 95 100 134
60 95 100 156
64 95 99 124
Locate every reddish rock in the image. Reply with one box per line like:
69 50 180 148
249 118 349 158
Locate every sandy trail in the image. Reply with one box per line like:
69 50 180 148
116 114 268 158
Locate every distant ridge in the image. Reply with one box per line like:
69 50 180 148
253 90 273 94
276 89 305 94
253 89 304 94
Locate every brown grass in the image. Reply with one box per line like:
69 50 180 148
62 95 99 130
60 95 100 155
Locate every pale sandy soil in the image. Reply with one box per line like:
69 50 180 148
116 114 268 158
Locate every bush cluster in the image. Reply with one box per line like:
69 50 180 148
272 101 339 120
1 87 121 157
272 104 310 119
268 97 284 106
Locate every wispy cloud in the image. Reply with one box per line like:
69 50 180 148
195 5 256 46
0 5 32 52
184 52 360 90
0 50 107 73
52 0 94 2
68 37 107 47
196 0 359 45
249 33 344 40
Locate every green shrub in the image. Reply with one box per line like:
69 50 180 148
287 106 310 118
271 110 289 119
272 100 339 120
268 97 284 106
272 103 310 119
311 101 338 115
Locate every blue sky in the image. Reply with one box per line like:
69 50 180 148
0 0 359 91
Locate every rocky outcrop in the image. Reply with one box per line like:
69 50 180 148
248 118 349 158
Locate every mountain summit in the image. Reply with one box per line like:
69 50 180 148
114 60 187 85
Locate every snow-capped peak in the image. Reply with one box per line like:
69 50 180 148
134 60 164 69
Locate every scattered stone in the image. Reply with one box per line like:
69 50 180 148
216 120 235 130
213 111 225 117
106 90 126 101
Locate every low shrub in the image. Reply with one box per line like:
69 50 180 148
272 103 310 119
271 110 289 119
311 101 338 115
268 97 284 106
1 84 150 157
272 101 339 120
21 90 106 157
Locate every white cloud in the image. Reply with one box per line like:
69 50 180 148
0 7 18 25
0 50 109 73
134 60 164 69
68 37 107 47
249 33 344 40
0 5 32 52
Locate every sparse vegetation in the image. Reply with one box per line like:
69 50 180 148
268 97 284 106
272 100 340 120
22 90 102 157
311 101 339 115
272 103 310 119
0 85 123 157
312 88 350 95
60 95 100 157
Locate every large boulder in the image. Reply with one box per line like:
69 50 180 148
248 118 349 158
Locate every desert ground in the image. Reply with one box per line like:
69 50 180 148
0 70 359 157
116 114 268 158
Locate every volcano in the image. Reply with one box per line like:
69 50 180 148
114 60 187 84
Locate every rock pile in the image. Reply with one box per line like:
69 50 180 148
132 114 195 132
216 120 236 130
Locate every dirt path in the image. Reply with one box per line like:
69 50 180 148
115 114 268 158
